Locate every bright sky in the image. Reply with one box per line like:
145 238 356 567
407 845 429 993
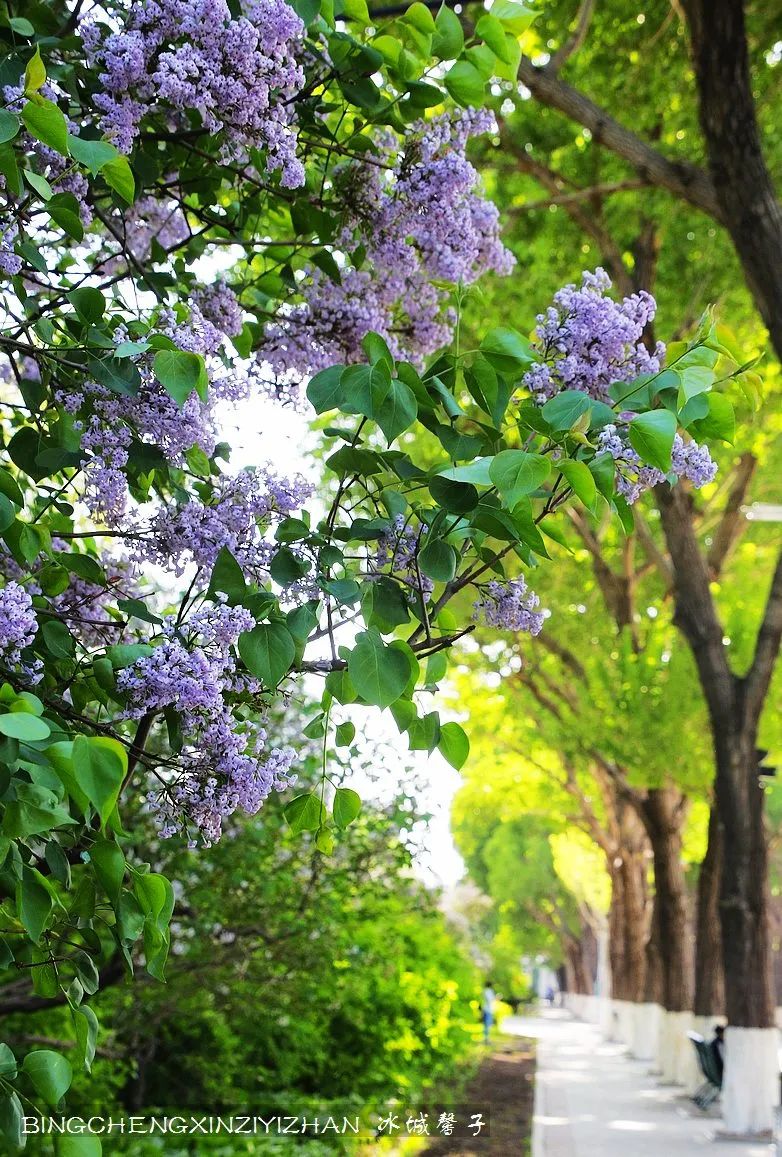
223 392 467 888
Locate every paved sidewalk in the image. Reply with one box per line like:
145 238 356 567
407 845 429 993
504 1010 773 1157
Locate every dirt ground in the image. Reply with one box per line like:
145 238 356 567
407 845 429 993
422 1037 535 1156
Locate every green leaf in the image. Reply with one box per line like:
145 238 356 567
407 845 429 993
19 866 54 942
134 873 174 981
307 365 344 413
491 0 537 35
628 410 677 472
444 60 485 105
101 155 135 203
71 1005 99 1074
419 539 457 582
72 736 127 828
489 450 551 506
238 622 296 687
69 288 105 324
347 629 412 708
333 787 362 828
362 331 395 369
432 4 464 57
24 47 46 96
208 547 247 605
153 350 204 405
429 475 479 514
540 390 592 431
10 16 35 35
91 839 125 906
558 459 597 506
22 1050 72 1107
375 378 418 443
88 355 140 396
340 361 392 418
270 545 310 586
334 721 356 747
284 792 326 833
0 1045 17 1080
689 393 735 444
22 98 68 156
0 712 50 741
437 457 494 486
105 643 153 668
67 134 119 176
47 192 84 241
438 721 470 769
475 12 513 61
0 110 20 145
24 169 52 200
0 1091 23 1149
481 326 532 370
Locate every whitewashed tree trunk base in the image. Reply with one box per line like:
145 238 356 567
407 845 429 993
656 1010 693 1085
631 1002 662 1062
719 1027 779 1137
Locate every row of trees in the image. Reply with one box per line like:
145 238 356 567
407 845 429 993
0 0 732 1150
452 0 782 1134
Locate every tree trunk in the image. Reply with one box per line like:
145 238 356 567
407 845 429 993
641 788 693 1013
608 804 649 1002
643 896 664 1006
694 804 724 1017
684 0 782 362
566 935 593 996
713 728 774 1028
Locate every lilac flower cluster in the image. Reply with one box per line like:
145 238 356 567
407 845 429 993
62 363 221 525
83 0 305 184
0 222 21 276
145 467 313 574
0 582 37 665
597 423 717 503
524 269 665 403
192 282 243 339
373 517 434 599
263 109 514 376
106 196 190 270
472 576 545 635
3 80 93 228
161 283 243 356
118 602 296 844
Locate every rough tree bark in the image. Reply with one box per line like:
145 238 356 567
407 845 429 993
683 0 782 360
694 804 724 1018
639 787 693 1013
657 485 782 1031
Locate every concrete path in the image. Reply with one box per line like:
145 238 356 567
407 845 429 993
504 1010 774 1157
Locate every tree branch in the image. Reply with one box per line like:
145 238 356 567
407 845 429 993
744 549 782 728
549 0 596 72
512 178 649 213
516 56 722 221
503 141 633 294
706 452 757 578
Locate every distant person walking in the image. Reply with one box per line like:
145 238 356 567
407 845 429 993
710 1024 726 1082
482 980 496 1045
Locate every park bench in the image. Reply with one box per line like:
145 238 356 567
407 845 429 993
687 1031 722 1110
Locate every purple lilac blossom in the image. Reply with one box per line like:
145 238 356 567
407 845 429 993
373 517 434 599
523 268 665 403
262 109 514 377
0 582 37 664
82 0 305 185
472 576 545 635
0 222 21 276
143 467 313 574
118 602 296 844
597 423 717 503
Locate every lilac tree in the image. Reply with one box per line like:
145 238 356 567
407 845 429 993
0 0 738 1142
